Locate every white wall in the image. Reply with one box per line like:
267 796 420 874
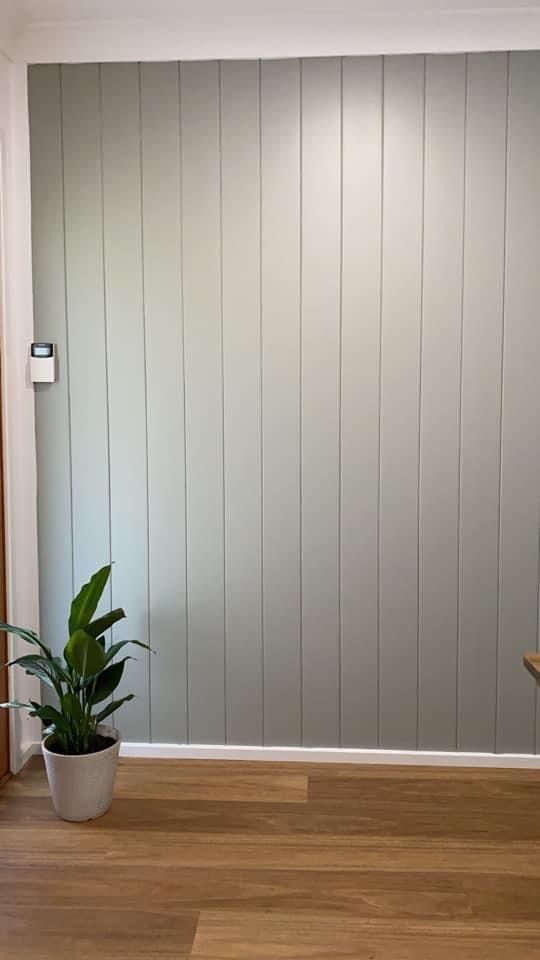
0 3 17 60
0 59 40 770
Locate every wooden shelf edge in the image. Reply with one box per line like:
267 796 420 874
523 653 540 683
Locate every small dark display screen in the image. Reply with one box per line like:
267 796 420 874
31 343 54 358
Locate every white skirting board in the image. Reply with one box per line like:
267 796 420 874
13 739 42 773
19 741 540 770
119 743 540 768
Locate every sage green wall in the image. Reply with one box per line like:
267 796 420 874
29 54 540 750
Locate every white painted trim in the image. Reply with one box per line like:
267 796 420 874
18 739 41 767
24 740 540 769
0 0 18 62
114 742 540 769
1 62 40 773
15 9 540 64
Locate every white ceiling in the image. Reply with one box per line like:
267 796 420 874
3 0 540 62
16 0 540 23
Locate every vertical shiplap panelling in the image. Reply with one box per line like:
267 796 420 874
101 63 150 742
498 51 540 754
340 56 382 748
28 65 73 655
418 55 465 750
61 64 110 602
301 57 341 747
220 61 263 745
180 61 225 743
260 59 302 746
379 55 425 749
458 53 507 752
140 62 187 744
31 54 540 754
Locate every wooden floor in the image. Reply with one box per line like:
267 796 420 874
2 758 540 958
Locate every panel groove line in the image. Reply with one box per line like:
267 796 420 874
258 57 265 748
455 53 469 750
377 56 385 750
495 52 510 753
458 52 507 753
180 60 226 744
379 54 425 750
140 61 187 743
261 58 302 747
98 62 114 626
299 57 304 749
177 60 190 746
137 62 152 742
101 62 150 742
416 54 427 752
218 59 228 748
340 55 383 749
221 59 263 745
337 55 344 749
497 51 540 754
58 67 75 599
61 62 111 611
418 54 466 751
300 56 342 748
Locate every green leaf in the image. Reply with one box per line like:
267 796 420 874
61 691 84 723
104 639 153 665
51 657 72 683
8 653 67 681
29 703 71 734
85 608 126 639
6 655 63 692
88 658 131 706
0 700 30 710
64 629 106 679
94 694 134 723
68 564 112 636
0 622 52 659
96 636 106 650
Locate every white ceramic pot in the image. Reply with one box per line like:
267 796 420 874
42 723 120 822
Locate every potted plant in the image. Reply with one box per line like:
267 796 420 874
0 563 151 822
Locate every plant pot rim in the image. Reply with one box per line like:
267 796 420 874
41 723 120 759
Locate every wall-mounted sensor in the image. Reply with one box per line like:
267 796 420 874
30 342 56 383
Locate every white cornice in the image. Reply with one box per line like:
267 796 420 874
13 6 540 64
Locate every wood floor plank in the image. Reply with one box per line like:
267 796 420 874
0 905 198 960
0 757 308 803
4 800 540 846
4 805 540 878
309 769 540 801
2 758 540 957
192 911 540 959
3 864 540 922
113 759 308 802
